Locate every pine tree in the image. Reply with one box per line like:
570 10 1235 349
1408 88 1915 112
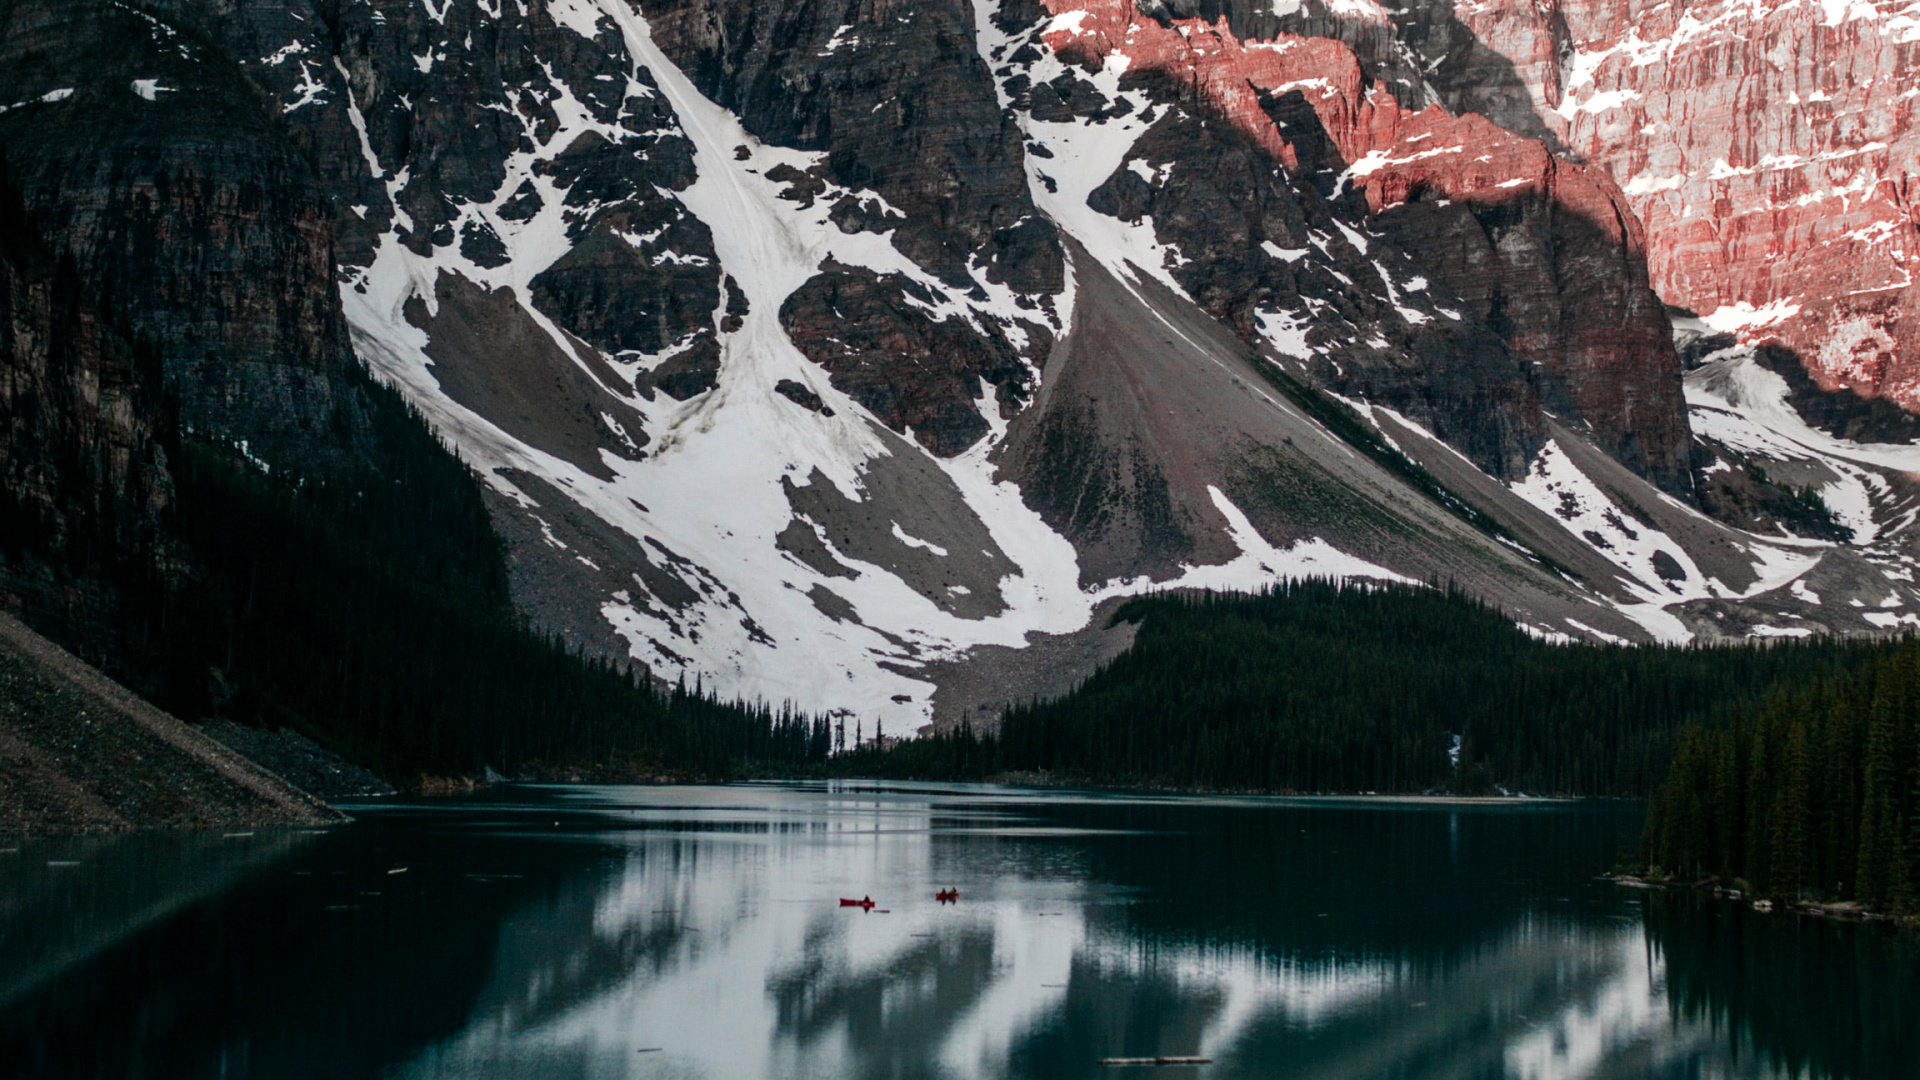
1744 723 1775 892
1771 719 1811 899
1858 666 1903 908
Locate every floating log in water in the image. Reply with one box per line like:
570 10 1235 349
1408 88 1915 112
1098 1057 1212 1067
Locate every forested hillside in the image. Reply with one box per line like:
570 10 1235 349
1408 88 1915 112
148 422 830 782
1644 642 1920 911
847 582 1920 918
844 583 1895 796
991 584 1889 795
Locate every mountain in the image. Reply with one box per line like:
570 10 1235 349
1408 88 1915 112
4 0 1920 731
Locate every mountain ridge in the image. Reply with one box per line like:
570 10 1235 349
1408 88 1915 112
5 0 1920 728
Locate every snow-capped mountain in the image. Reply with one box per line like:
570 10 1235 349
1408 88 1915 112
5 0 1920 726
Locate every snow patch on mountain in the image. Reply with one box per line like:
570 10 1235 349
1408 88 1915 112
972 1 1188 297
1090 487 1415 599
1687 349 1920 475
331 0 1423 724
1506 436 1836 641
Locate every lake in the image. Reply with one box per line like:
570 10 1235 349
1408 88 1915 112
1 783 1914 1079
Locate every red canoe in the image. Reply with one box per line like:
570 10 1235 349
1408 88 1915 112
839 897 875 909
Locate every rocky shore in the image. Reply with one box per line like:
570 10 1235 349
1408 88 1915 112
1607 872 1919 931
0 612 341 835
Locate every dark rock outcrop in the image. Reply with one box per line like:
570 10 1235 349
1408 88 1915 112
1209 0 1920 415
782 265 1036 456
774 378 835 416
636 0 1062 294
166 0 730 409
0 0 365 471
0 167 174 664
1354 113 1690 495
638 0 1065 453
1081 69 1551 483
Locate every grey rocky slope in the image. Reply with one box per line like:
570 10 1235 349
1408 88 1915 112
0 612 340 834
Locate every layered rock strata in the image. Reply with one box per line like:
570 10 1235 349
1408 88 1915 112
1226 0 1920 411
0 177 174 659
1020 0 1693 493
1538 0 1920 408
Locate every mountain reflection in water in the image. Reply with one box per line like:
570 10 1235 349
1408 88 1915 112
0 783 1912 1080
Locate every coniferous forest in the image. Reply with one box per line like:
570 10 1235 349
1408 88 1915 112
851 582 1890 793
12 387 836 782
1643 639 1920 911
146 430 834 781
853 583 1920 914
994 584 1887 796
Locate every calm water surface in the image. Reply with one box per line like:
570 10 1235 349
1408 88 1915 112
1 783 1914 1079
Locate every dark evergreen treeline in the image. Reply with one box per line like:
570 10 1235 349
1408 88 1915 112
34 384 841 780
84 390 838 781
139 432 834 780
993 582 1886 795
1643 639 1920 910
846 583 1895 795
823 721 1000 781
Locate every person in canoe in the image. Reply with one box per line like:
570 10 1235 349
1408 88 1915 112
935 888 959 904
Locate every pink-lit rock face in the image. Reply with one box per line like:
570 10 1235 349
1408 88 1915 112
1445 0 1920 403
1041 4 1372 164
1037 1 1639 228
1036 0 1690 492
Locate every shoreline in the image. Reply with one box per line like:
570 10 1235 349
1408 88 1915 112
1604 872 1919 930
407 769 1611 805
763 768 1614 803
0 612 340 838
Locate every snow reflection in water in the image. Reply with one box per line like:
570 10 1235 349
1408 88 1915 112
360 784 1821 1080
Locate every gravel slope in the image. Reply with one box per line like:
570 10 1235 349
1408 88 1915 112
0 612 342 835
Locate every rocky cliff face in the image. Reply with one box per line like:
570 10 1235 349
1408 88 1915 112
639 0 1062 296
170 0 1067 461
0 172 174 658
1540 0 1920 409
0 0 370 472
1023 0 1692 493
89 0 1685 484
1233 0 1920 411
